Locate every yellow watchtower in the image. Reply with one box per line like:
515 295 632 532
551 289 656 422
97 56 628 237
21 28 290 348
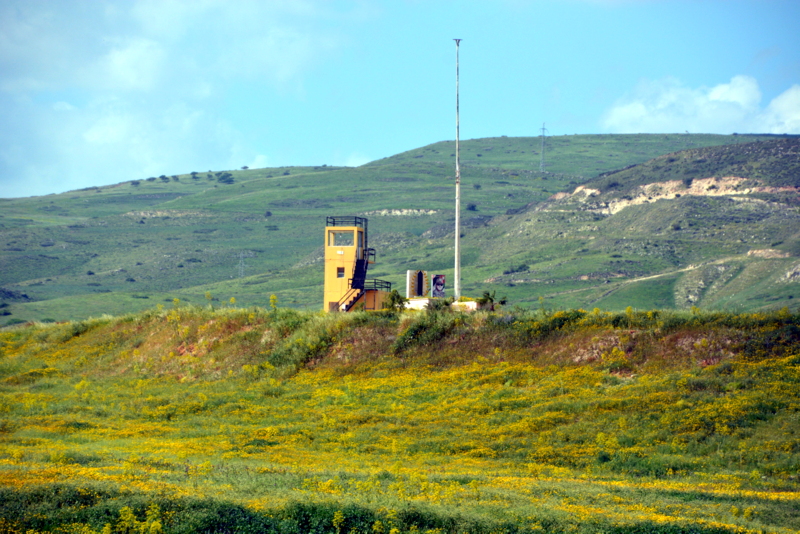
324 216 391 312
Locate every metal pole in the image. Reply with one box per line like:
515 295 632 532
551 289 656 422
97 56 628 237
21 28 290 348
454 38 462 300
540 123 548 173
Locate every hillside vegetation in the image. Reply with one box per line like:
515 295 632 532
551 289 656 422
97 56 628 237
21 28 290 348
2 134 798 324
479 137 800 311
1 304 799 533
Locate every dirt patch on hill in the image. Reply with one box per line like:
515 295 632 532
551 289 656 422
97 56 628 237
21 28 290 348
559 177 800 215
747 249 790 259
124 210 210 218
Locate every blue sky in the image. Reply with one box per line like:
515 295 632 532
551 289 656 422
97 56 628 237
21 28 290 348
1 0 799 198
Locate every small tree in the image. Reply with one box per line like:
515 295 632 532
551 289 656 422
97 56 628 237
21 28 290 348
425 297 453 313
476 290 507 311
386 290 407 312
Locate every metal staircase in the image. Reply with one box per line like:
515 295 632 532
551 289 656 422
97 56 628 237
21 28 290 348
351 258 368 290
336 287 364 312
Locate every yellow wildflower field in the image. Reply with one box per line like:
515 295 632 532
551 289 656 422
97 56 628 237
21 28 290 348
0 306 798 533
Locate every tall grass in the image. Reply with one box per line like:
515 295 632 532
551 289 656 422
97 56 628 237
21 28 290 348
0 306 798 533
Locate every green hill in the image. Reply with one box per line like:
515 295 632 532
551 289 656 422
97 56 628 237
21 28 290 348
1 306 799 533
1 134 798 324
480 137 800 311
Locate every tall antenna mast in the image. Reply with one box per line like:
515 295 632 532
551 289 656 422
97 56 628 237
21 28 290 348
453 38 462 300
539 122 548 173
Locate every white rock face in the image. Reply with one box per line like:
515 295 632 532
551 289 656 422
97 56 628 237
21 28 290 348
747 249 790 259
784 263 800 282
362 209 438 216
560 177 800 215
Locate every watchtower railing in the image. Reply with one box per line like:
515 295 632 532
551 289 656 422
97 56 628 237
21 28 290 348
326 216 368 248
362 279 392 292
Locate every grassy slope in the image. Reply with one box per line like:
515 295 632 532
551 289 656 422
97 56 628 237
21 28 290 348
475 196 800 312
0 306 799 533
1 134 796 324
464 138 800 311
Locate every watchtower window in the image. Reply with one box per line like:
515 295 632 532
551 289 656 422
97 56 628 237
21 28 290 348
329 230 354 247
337 267 345 278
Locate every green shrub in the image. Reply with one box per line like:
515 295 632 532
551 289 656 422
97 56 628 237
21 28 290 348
392 312 463 354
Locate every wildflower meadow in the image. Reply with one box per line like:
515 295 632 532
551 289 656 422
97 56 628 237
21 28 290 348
0 304 798 533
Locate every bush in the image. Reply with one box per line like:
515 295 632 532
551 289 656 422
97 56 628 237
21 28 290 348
503 263 528 275
392 311 462 354
385 289 407 312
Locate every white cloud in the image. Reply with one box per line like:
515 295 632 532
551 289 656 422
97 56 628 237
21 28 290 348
601 76 800 134
755 84 800 134
99 38 165 91
344 152 371 167
249 155 270 169
0 91 247 198
83 113 132 144
0 3 89 92
0 0 350 98
127 0 341 86
707 75 761 110
129 0 213 40
0 0 364 198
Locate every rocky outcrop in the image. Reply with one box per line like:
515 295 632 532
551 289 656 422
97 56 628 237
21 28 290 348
362 209 438 216
748 249 790 259
784 263 800 282
556 177 800 215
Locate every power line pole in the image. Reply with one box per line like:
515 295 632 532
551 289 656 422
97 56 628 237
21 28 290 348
238 251 247 278
540 122 548 173
453 38 462 301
